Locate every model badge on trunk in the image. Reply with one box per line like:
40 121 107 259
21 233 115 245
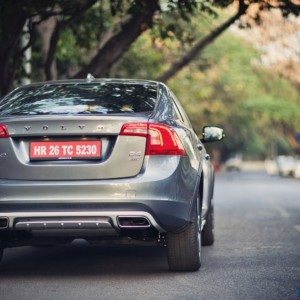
93 124 105 132
129 151 142 161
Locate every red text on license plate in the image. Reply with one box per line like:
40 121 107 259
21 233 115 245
29 140 101 160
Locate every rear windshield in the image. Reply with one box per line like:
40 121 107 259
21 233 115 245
0 82 157 115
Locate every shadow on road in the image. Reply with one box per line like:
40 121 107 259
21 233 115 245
0 241 172 277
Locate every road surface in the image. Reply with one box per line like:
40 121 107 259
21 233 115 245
0 172 299 299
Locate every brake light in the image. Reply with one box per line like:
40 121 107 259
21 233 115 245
120 122 186 156
0 124 9 138
119 122 148 137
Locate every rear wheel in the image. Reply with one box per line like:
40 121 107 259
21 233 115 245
167 199 202 272
202 204 214 246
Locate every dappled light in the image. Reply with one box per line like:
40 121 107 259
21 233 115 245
0 1 299 299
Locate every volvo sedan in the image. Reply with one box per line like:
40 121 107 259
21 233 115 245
0 78 224 271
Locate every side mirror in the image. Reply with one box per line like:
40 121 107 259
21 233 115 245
201 126 225 143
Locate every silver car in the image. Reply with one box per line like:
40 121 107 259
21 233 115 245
0 79 224 271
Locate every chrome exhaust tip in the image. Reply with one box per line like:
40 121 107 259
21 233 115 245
117 216 151 228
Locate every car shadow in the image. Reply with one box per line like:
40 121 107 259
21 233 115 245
0 240 171 278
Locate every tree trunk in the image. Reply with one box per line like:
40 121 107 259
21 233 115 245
73 0 159 79
36 17 58 81
0 2 27 95
43 0 97 81
156 1 248 82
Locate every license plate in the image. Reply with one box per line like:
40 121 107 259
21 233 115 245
29 140 101 160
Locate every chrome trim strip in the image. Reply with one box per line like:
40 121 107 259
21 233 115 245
14 218 112 230
0 211 165 232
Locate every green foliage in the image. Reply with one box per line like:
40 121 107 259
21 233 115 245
170 32 300 158
110 35 165 78
112 17 300 159
29 0 219 82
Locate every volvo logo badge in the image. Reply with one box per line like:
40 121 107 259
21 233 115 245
60 125 66 131
43 125 49 131
24 126 31 131
79 125 85 130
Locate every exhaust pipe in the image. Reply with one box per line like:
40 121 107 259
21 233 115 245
0 217 8 229
117 216 151 228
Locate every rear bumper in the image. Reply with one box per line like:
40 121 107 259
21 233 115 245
0 156 200 232
0 199 193 233
0 210 163 232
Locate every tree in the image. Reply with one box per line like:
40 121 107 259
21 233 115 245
0 0 95 95
231 8 300 87
1 0 299 96
156 0 300 82
1 0 207 95
0 0 238 95
109 15 300 158
73 0 159 78
42 0 97 80
0 0 28 95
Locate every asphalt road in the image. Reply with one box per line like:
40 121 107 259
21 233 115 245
0 172 299 300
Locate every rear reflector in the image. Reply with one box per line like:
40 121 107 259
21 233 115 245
120 122 186 156
0 124 9 138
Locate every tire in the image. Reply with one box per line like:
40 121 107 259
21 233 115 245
167 200 202 272
202 204 214 246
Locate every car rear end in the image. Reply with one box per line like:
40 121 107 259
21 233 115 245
0 80 197 247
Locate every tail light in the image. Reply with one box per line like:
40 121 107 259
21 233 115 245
120 122 186 156
0 124 9 138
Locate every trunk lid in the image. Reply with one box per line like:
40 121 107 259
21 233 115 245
0 115 148 180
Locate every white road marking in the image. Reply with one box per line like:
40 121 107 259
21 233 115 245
294 225 300 232
272 205 289 218
265 198 290 218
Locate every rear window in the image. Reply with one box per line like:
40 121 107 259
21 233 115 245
0 82 157 116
